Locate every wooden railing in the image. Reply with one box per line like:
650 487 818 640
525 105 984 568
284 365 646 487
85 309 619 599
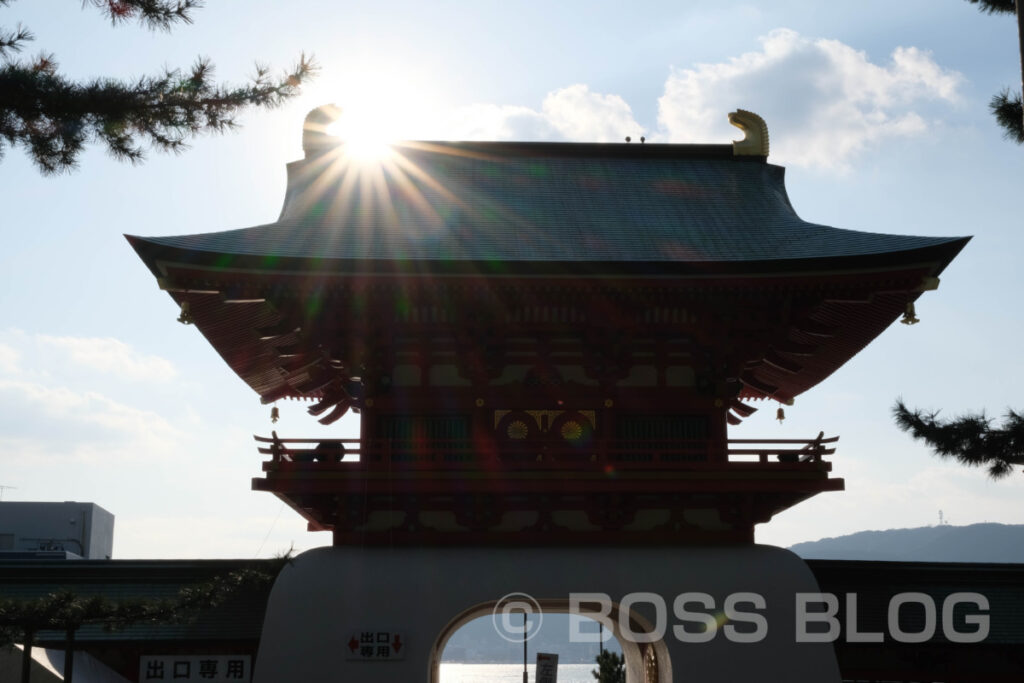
255 431 837 471
727 431 837 464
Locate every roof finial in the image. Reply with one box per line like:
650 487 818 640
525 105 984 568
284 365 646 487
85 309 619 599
728 109 769 157
302 104 343 158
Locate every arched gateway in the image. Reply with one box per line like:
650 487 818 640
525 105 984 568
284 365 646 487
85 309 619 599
129 107 968 682
255 545 836 682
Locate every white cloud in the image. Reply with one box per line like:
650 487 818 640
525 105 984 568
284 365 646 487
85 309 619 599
442 31 959 167
448 103 559 141
0 331 185 463
37 334 176 382
0 377 181 463
541 85 644 142
448 84 645 142
0 343 19 375
657 28 963 169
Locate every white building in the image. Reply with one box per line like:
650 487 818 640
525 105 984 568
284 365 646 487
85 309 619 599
0 501 114 559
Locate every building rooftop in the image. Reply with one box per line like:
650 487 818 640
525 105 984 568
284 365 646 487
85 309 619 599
129 139 967 276
125 112 970 409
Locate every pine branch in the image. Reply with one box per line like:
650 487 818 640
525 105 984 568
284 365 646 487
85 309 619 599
0 23 32 57
0 2 316 172
0 53 316 173
893 400 1024 478
84 1 202 30
990 89 1024 143
966 0 1017 14
1 2 197 60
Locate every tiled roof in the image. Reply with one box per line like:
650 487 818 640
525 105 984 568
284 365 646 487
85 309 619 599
131 142 967 270
126 142 970 406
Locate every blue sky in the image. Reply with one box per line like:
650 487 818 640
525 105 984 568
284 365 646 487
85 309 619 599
1 1 1023 558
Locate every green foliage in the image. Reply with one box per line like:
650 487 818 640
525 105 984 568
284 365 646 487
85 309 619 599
592 650 626 683
990 89 1024 142
963 0 1024 142
893 400 1024 478
0 0 316 173
966 0 1016 15
80 1 203 31
0 558 289 647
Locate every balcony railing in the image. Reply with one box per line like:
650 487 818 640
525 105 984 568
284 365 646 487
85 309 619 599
255 431 837 471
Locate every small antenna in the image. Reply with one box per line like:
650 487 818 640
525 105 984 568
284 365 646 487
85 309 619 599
0 485 17 501
938 510 944 526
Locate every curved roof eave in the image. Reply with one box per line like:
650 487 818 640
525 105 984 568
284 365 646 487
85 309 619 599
127 231 970 282
127 143 969 279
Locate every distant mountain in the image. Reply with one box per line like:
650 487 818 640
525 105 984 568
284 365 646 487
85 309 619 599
444 614 616 664
788 523 1024 563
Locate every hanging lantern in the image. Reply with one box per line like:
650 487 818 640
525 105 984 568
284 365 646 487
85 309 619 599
176 301 194 325
900 302 920 325
270 405 280 423
776 406 785 423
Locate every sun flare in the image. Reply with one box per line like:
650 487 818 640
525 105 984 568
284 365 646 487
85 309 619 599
302 64 450 163
327 109 398 162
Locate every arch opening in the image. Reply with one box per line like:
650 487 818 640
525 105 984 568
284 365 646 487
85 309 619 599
430 599 672 683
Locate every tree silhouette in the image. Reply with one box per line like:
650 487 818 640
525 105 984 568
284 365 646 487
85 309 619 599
965 0 1024 142
592 650 626 683
893 400 1024 478
0 0 315 173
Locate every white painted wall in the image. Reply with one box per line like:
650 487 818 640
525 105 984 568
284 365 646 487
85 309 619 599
254 544 840 682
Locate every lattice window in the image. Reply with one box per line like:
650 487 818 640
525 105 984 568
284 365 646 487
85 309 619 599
615 414 709 462
377 415 473 463
377 415 470 440
617 414 707 439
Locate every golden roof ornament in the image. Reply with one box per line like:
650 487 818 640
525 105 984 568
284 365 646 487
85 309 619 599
302 103 343 158
728 109 769 157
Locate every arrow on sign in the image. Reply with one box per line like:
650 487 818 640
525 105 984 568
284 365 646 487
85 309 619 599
348 636 359 652
392 634 403 653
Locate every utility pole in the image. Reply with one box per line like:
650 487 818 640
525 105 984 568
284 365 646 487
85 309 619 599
523 611 528 683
